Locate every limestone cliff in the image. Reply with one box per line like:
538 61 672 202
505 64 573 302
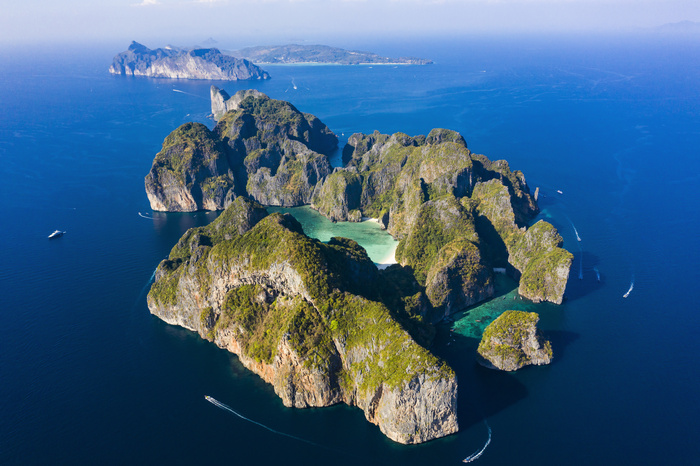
110 42 270 81
472 179 572 304
214 92 337 205
146 91 337 211
477 310 553 371
149 91 570 310
310 169 362 222
210 86 265 121
147 198 458 444
145 122 237 212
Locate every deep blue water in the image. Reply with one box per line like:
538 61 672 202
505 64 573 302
1 35 699 465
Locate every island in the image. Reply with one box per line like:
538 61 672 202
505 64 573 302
145 88 572 444
109 41 270 81
477 310 553 371
230 44 432 65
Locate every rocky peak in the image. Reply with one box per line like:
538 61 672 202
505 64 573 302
477 310 553 371
210 87 267 121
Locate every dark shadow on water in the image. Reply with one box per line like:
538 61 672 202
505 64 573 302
563 250 604 302
543 330 580 367
534 193 560 209
432 328 529 431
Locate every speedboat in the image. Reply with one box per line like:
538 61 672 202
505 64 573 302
48 230 65 239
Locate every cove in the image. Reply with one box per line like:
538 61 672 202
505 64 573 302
267 206 398 267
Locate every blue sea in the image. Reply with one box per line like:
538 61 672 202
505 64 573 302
1 34 699 464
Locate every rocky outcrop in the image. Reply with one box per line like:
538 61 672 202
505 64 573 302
424 238 494 319
342 128 475 238
214 92 337 206
211 86 265 121
149 91 570 312
110 41 270 81
472 179 572 304
319 126 569 309
477 310 553 371
147 200 458 444
510 221 573 304
310 169 362 222
145 122 237 212
146 90 337 211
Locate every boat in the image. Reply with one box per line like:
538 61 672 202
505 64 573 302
48 230 65 239
557 190 563 194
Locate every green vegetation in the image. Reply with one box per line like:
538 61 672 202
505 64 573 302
519 247 573 297
147 196 267 307
233 44 433 65
200 307 216 340
312 169 362 220
319 292 453 391
425 238 490 307
286 297 336 370
149 197 453 392
478 310 536 365
148 263 183 306
217 284 284 363
477 310 551 370
152 122 228 187
395 196 479 284
481 310 538 343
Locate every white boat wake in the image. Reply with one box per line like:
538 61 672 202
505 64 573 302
566 217 582 242
623 277 634 298
172 89 207 99
138 212 153 219
463 420 492 463
205 396 322 448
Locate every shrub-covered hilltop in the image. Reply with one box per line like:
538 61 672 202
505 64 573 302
146 87 336 211
145 89 573 443
477 310 553 371
148 196 458 444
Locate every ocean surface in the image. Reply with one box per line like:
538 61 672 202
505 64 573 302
1 34 699 464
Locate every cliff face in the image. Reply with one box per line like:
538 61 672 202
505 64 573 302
110 42 270 81
214 92 337 206
147 197 458 444
149 90 570 311
477 310 553 371
145 122 238 212
472 179 572 304
146 91 337 211
211 86 265 121
310 169 362 222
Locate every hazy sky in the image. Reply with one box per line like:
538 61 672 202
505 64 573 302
2 0 698 46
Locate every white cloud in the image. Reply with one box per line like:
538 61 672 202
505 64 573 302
134 0 161 6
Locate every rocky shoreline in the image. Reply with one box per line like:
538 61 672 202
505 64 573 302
110 42 270 81
145 88 572 444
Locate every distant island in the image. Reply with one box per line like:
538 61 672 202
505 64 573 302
143 88 572 444
230 44 432 65
109 41 270 81
655 21 700 33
